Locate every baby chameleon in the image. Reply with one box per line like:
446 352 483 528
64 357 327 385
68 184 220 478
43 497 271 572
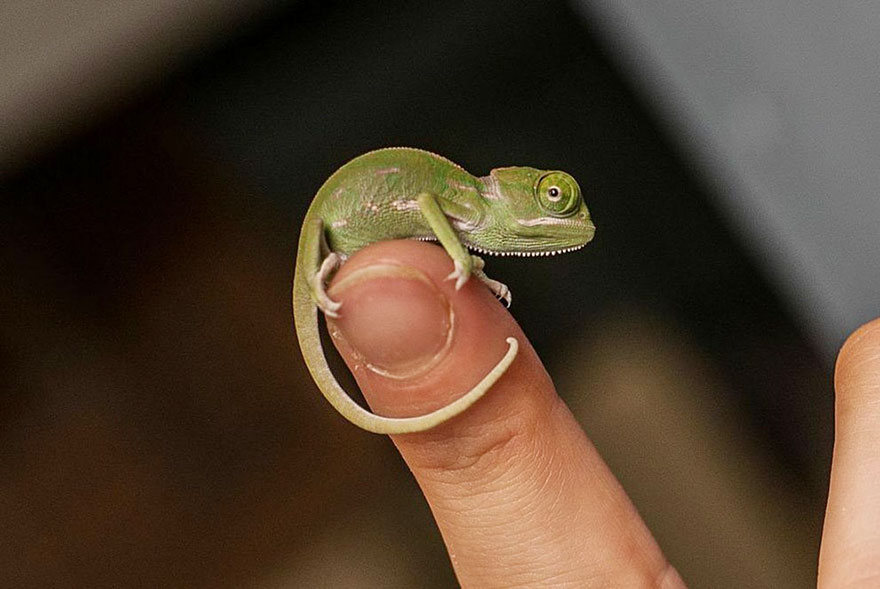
293 147 595 434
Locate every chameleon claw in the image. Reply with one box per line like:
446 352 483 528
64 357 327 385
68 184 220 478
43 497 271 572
446 259 470 291
491 282 512 307
472 267 512 307
312 251 343 316
315 294 342 317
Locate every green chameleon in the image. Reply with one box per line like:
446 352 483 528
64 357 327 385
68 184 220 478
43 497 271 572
293 147 595 434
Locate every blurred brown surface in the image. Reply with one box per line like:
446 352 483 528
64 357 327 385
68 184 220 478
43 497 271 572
0 0 274 172
562 311 822 588
0 108 450 587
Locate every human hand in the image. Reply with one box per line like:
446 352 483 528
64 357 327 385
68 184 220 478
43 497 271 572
325 239 878 587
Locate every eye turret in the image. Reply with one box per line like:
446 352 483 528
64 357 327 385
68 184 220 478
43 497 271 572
535 172 581 217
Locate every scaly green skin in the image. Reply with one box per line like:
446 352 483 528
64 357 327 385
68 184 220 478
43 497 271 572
293 147 595 434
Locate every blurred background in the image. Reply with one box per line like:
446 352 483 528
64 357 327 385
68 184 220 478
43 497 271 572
2 0 877 586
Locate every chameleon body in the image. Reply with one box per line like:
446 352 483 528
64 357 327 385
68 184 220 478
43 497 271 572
293 147 595 434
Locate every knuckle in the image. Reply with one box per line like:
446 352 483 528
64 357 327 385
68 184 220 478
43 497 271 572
413 405 538 480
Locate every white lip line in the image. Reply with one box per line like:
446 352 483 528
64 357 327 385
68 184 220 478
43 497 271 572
516 216 580 227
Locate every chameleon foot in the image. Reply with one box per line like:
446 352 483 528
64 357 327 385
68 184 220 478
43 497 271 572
470 255 511 306
313 252 343 317
476 271 512 307
445 259 471 291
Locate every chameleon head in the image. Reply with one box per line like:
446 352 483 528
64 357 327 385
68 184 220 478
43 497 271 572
475 167 596 255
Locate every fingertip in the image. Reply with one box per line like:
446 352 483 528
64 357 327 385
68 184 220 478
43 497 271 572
326 240 523 422
835 317 880 412
821 317 880 585
837 317 880 360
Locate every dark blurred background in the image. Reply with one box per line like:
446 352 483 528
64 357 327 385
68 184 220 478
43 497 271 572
4 0 877 586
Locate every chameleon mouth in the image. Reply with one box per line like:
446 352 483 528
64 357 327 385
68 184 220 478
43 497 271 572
466 243 587 257
413 236 588 257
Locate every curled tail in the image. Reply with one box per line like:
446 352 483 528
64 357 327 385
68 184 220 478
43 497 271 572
292 251 517 435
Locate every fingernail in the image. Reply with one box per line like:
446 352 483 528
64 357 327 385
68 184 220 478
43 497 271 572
327 264 454 379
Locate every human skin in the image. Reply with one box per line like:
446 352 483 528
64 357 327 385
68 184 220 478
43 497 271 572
323 239 879 587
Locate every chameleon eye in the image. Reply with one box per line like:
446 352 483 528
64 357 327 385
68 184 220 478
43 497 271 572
535 172 581 217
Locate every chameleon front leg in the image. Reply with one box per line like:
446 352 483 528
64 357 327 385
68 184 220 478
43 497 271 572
417 193 512 305
416 192 475 290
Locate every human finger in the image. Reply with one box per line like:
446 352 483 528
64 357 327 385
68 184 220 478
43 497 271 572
326 240 683 588
819 318 880 587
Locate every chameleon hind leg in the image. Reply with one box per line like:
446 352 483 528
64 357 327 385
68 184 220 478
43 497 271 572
299 208 520 433
302 218 343 317
315 253 343 318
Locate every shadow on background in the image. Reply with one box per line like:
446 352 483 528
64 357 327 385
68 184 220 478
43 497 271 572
1 0 830 586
